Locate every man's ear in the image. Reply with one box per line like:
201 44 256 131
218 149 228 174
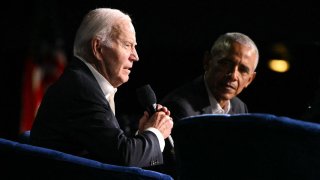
92 38 104 61
245 72 256 88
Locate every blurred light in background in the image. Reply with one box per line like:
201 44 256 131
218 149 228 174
267 42 291 73
268 59 290 73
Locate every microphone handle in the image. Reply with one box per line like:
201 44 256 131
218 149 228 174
168 135 174 148
149 104 174 148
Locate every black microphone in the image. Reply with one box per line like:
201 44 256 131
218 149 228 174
136 84 174 148
136 84 157 115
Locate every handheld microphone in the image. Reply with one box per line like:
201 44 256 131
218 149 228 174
136 84 174 148
136 84 157 115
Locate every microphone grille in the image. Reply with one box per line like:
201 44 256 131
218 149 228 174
136 84 157 107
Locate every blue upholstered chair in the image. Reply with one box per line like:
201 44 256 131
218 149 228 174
0 136 173 180
172 113 320 180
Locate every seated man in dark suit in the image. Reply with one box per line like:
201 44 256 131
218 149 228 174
30 8 174 169
161 32 259 121
159 32 259 179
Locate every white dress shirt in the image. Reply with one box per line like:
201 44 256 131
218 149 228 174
75 56 165 151
204 76 231 114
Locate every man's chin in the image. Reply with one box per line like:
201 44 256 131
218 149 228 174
122 76 129 83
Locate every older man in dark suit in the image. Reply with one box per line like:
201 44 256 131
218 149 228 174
159 32 259 178
161 32 259 121
30 8 173 168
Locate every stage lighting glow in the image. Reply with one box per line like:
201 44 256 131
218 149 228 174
268 59 290 73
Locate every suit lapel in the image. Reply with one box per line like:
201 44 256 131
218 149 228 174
192 76 212 114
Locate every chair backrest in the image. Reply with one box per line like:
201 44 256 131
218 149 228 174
172 113 320 180
0 137 173 180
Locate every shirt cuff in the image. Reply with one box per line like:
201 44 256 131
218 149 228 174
145 127 165 152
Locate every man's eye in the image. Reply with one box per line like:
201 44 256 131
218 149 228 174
239 66 250 74
124 43 133 49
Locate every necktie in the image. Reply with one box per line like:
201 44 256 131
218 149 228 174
108 93 115 115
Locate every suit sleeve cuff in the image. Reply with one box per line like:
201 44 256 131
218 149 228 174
145 127 165 152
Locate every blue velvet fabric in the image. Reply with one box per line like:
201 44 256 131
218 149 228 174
0 137 173 180
173 113 320 180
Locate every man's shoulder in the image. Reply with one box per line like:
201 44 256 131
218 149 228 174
162 76 204 99
230 96 248 113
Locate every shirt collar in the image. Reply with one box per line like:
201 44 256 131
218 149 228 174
76 55 117 98
203 75 231 114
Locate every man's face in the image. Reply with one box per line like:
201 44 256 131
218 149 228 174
205 42 257 102
100 20 139 87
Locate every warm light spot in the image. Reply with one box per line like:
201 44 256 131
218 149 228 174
268 59 290 73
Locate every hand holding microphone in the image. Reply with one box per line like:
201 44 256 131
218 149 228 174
136 84 174 147
139 106 173 139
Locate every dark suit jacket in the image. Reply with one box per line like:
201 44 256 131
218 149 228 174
30 58 163 167
159 75 248 178
160 75 248 122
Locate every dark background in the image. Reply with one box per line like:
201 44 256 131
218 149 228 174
2 0 320 139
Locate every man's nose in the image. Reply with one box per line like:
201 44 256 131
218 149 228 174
226 68 238 80
130 48 139 61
